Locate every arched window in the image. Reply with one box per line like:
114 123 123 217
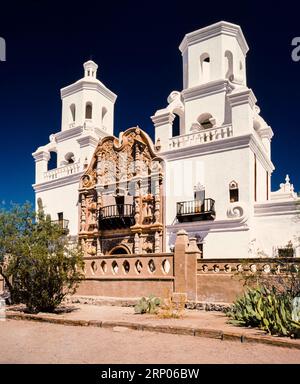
200 53 210 83
48 150 57 170
172 113 180 137
229 181 239 202
85 102 92 119
197 113 214 129
70 104 76 122
65 152 75 164
225 51 233 80
102 106 108 129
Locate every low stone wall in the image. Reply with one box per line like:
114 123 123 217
197 258 300 303
78 253 174 298
76 230 300 303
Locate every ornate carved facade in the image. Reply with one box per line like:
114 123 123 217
79 127 164 257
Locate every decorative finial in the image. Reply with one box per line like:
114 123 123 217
83 60 98 79
285 174 290 184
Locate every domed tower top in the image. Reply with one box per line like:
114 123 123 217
83 60 98 80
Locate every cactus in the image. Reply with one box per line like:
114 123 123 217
226 286 300 338
134 295 161 314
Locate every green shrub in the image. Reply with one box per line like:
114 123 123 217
0 203 84 313
227 286 300 338
134 295 161 314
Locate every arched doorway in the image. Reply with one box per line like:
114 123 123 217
109 245 130 255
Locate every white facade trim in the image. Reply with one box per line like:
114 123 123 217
254 200 300 217
60 79 117 103
179 21 249 56
166 217 249 234
33 172 83 193
182 80 233 102
160 133 274 173
77 136 99 148
55 126 83 143
227 88 257 109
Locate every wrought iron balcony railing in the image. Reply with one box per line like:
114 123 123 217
99 204 135 229
176 199 216 222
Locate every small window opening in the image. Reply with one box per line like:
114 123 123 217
85 103 92 119
229 181 239 202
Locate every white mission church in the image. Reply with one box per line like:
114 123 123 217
32 21 300 260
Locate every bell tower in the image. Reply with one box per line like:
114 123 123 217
32 60 117 236
180 21 248 89
60 60 116 135
177 21 251 134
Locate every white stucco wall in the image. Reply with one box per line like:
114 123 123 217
164 146 253 225
253 205 300 257
35 179 81 236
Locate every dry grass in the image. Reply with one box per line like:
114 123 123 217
157 294 186 319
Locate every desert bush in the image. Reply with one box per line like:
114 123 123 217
158 295 185 319
0 203 84 313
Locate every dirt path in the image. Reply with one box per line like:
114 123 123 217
1 319 300 364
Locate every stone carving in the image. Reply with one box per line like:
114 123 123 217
142 239 153 253
86 240 97 256
134 233 140 254
227 202 247 219
79 127 165 255
142 193 154 224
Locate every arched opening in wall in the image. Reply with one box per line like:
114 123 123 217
70 104 76 122
200 53 210 83
225 51 233 80
197 113 214 129
109 245 130 255
239 61 244 80
172 113 180 137
101 106 108 130
229 181 239 202
48 150 57 170
85 102 92 119
65 152 75 164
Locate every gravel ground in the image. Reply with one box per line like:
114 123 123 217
0 319 300 364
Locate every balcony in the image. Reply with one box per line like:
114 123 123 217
44 162 82 182
176 199 216 222
169 124 233 150
51 219 70 233
99 204 135 229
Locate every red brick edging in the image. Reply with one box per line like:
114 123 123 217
6 311 300 350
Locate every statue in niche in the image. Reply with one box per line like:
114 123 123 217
142 202 153 224
85 196 97 232
142 193 154 224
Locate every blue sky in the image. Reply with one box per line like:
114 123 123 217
0 0 299 205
